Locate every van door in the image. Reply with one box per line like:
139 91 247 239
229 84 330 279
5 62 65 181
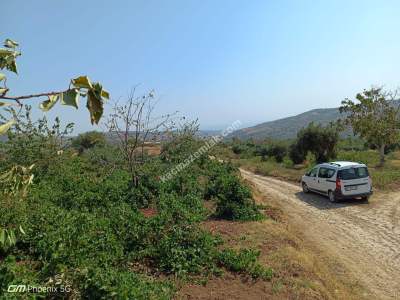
338 167 371 196
305 167 319 190
317 167 336 194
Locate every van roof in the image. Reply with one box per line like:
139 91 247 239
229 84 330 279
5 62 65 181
320 161 367 168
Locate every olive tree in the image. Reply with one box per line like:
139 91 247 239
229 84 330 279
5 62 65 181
339 87 400 166
289 122 339 164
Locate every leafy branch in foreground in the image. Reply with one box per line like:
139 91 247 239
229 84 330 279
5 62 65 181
0 38 109 134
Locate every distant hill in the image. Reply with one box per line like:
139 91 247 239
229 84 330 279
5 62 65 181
230 100 400 140
229 107 344 140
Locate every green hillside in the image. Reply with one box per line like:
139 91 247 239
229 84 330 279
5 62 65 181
230 107 342 140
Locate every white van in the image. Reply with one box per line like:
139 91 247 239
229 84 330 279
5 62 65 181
301 161 373 203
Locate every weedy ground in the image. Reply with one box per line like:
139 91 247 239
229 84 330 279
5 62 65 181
176 183 367 300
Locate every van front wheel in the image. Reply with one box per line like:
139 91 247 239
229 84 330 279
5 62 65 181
302 182 309 193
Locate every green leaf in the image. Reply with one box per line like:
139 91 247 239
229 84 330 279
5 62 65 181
0 102 12 107
4 39 19 49
9 230 16 246
0 88 7 95
40 94 60 112
1 55 18 74
0 73 5 81
7 59 17 74
0 49 15 57
86 90 103 125
61 89 79 109
19 225 25 235
92 82 103 98
0 229 5 245
101 89 110 99
71 76 92 89
0 119 15 135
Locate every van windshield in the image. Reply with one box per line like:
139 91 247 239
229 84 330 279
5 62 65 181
338 167 369 180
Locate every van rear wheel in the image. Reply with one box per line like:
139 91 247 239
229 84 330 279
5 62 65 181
328 191 337 203
361 196 369 203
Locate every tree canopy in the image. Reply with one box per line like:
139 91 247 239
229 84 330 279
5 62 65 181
339 87 400 166
290 122 339 164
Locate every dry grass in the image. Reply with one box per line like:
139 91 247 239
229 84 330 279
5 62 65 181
233 157 304 183
142 143 162 156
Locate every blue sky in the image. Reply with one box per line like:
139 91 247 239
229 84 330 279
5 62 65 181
2 0 400 132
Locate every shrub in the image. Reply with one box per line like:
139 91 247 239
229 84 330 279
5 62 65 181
230 140 255 158
30 158 132 212
257 145 269 161
218 248 273 280
266 143 287 163
71 131 106 154
0 106 73 173
25 203 125 272
206 165 263 221
76 267 175 300
83 143 124 168
106 202 148 253
160 170 203 198
156 192 206 225
160 133 203 164
126 173 160 208
289 143 305 164
0 256 41 294
150 225 220 276
232 144 245 155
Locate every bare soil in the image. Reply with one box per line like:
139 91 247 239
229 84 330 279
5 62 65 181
241 169 400 300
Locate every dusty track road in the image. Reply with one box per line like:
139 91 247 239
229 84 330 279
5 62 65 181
241 169 400 300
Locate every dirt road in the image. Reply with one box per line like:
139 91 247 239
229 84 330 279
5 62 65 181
241 169 400 300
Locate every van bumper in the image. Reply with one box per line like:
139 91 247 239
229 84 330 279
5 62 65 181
334 190 373 200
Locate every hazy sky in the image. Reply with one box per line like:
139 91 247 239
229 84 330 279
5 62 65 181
2 0 400 132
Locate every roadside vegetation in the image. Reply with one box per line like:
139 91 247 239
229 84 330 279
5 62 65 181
222 87 400 191
224 133 400 190
0 38 272 298
0 104 274 298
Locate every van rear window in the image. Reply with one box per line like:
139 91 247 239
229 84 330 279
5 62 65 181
337 167 369 180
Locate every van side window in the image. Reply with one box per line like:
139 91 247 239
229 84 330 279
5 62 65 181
318 167 328 178
318 167 335 178
326 168 336 178
309 167 318 177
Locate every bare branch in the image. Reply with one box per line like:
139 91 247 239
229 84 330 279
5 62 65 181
105 89 177 186
0 89 72 101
